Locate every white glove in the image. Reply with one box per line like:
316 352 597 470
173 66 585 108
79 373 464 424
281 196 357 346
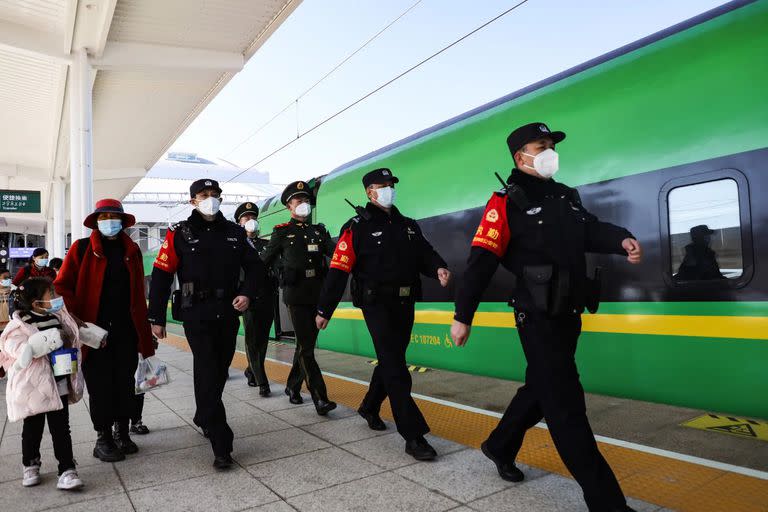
79 322 108 349
28 329 64 358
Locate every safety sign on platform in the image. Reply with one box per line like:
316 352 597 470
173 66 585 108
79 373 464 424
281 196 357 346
681 414 768 442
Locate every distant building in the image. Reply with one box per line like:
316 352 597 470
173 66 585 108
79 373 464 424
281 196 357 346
123 152 283 256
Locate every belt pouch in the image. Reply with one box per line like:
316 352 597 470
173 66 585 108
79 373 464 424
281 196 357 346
522 265 553 313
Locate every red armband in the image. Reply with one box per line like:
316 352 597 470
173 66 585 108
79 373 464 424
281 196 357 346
329 229 356 273
153 230 179 273
471 193 511 258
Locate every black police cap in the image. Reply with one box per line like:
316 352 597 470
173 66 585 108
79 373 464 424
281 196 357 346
281 181 311 205
234 201 259 221
506 122 566 156
190 178 222 198
362 168 399 188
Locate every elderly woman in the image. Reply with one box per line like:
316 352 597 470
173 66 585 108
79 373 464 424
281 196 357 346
12 248 57 286
55 199 155 462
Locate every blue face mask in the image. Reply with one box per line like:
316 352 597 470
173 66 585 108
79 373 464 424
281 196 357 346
35 258 49 267
0 278 11 287
98 219 123 237
37 296 64 314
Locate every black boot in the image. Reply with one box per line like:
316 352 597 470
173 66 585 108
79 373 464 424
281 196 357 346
358 408 386 431
113 420 139 455
480 441 524 482
244 368 257 387
93 429 125 462
314 398 337 416
285 387 303 404
405 437 437 461
259 384 271 397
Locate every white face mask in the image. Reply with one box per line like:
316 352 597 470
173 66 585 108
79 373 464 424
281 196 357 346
243 219 259 233
294 202 312 218
374 186 396 208
197 197 220 216
522 148 559 178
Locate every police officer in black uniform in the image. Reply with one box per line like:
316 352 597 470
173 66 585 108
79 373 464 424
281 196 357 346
148 179 265 470
316 168 451 461
261 181 337 416
234 201 278 396
451 123 642 512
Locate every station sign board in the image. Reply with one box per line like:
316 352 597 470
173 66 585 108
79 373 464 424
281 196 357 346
0 190 41 213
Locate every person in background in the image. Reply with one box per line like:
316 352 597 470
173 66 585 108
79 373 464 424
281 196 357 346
235 201 277 397
1 267 11 332
1 277 85 490
55 199 155 463
49 258 64 275
12 248 56 286
0 267 12 378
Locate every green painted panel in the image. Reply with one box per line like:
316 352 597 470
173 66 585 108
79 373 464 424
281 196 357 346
316 2 768 234
143 251 158 276
316 301 768 418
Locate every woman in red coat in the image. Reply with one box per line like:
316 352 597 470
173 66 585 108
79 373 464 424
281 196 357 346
55 199 155 463
12 248 57 286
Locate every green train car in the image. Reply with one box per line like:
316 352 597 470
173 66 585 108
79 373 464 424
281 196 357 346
257 0 768 419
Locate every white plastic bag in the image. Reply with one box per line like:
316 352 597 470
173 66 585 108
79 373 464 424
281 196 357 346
134 355 171 394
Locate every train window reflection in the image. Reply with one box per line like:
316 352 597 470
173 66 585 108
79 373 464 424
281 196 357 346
668 179 742 281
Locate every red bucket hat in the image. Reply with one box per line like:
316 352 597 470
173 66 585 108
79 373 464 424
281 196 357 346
83 199 136 229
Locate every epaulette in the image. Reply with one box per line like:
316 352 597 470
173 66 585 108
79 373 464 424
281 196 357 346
274 222 290 229
169 220 185 232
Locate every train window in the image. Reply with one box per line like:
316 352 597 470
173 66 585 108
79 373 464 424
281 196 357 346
668 179 742 281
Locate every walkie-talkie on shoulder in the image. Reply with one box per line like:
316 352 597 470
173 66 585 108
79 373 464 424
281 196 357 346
345 199 372 221
494 172 530 211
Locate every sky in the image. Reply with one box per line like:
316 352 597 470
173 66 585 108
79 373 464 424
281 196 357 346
167 0 727 186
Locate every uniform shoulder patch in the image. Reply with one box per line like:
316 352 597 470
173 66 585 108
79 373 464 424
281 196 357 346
274 222 290 229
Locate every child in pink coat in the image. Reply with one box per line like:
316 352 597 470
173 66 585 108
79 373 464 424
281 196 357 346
0 277 85 490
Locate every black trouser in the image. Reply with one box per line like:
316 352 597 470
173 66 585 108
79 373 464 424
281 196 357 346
131 393 145 423
285 304 329 402
82 327 138 431
360 301 429 441
243 299 274 386
183 313 238 457
22 400 74 475
485 311 626 512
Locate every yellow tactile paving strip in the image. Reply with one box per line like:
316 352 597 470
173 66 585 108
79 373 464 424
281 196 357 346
163 334 768 512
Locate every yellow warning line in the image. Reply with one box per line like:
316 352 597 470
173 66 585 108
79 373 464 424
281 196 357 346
332 308 768 340
162 334 768 512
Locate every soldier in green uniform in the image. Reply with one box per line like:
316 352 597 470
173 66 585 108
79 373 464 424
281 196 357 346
261 181 337 415
235 202 278 397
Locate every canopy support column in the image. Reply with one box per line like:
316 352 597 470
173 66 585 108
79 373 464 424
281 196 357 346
68 48 94 241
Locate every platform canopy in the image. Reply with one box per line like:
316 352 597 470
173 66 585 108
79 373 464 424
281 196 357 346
0 0 299 254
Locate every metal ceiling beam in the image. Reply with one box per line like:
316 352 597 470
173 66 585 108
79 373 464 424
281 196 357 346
90 42 244 72
93 168 147 181
0 20 72 64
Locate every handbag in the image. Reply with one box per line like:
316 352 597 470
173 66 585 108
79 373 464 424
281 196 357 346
134 354 171 394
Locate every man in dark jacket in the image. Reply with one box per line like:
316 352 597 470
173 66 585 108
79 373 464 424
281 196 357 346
316 168 451 461
148 179 266 469
451 123 641 512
